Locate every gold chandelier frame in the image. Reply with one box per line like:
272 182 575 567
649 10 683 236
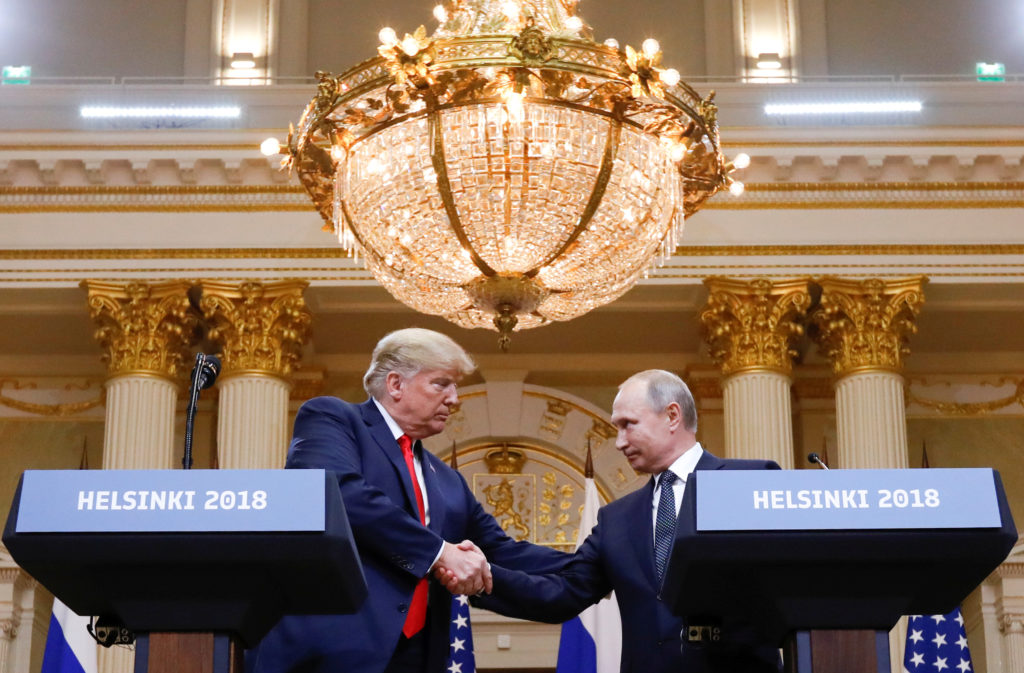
285 7 738 348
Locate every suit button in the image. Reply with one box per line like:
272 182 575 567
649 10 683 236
399 603 409 613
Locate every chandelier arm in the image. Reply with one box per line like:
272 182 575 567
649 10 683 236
524 118 621 279
428 108 498 277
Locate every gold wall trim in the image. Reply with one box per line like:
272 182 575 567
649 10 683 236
1 244 1022 262
723 138 1024 148
907 379 1024 416
522 390 613 433
0 380 104 417
0 185 301 195
0 204 314 213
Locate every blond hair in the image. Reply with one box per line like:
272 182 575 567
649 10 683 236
363 328 476 399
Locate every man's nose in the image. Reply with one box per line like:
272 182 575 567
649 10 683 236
445 385 459 406
615 431 627 451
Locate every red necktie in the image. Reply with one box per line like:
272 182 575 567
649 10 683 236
399 434 429 637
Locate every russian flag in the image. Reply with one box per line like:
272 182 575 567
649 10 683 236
556 479 621 673
41 598 97 673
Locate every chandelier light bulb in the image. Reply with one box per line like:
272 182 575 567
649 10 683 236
504 90 525 121
260 137 281 156
330 145 344 162
641 38 660 58
659 68 680 86
732 152 751 169
401 36 421 56
670 143 686 162
433 4 448 22
565 16 583 31
378 27 398 47
729 181 745 196
367 158 385 174
603 38 619 49
501 1 520 20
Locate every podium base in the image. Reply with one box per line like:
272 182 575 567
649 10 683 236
784 630 891 673
134 633 244 673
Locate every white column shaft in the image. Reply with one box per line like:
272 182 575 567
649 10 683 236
834 371 908 469
217 374 290 469
722 370 794 469
102 375 177 471
1006 621 1024 673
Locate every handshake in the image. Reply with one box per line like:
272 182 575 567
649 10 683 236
432 539 492 595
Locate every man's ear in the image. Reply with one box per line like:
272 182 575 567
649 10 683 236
385 371 404 401
665 402 682 431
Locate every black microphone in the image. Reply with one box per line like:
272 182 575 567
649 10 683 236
183 353 222 469
193 354 222 390
807 452 830 470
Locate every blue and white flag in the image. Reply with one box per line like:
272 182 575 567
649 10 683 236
903 608 973 673
445 594 476 673
41 598 97 673
556 479 621 673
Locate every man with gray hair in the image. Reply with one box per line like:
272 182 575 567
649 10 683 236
249 328 568 673
446 369 783 673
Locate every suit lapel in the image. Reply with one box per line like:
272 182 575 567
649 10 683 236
418 444 446 534
627 477 659 587
359 399 421 517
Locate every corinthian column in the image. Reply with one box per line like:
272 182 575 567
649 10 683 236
809 277 926 470
199 281 312 469
699 277 811 468
83 280 197 673
84 281 197 470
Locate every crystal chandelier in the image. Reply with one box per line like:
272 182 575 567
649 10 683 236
283 0 745 349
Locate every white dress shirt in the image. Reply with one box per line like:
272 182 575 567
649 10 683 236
651 442 704 540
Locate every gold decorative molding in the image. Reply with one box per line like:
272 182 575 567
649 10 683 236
199 280 312 378
538 399 571 439
2 243 1023 261
792 377 835 400
0 380 104 416
484 445 528 474
809 276 927 378
907 378 1024 416
83 280 198 380
700 277 812 377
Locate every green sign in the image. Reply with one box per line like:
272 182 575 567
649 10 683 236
976 62 1005 82
1 65 31 85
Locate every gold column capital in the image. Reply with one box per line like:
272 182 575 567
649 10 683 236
699 277 812 377
199 280 313 378
82 280 198 381
810 276 927 378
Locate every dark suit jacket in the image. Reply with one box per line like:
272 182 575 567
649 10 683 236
248 397 568 673
477 450 783 673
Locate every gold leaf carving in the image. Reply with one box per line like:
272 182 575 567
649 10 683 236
83 280 197 380
700 277 812 376
199 280 312 378
810 276 927 377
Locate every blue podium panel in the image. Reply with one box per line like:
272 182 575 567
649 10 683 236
16 469 325 533
661 468 1017 646
3 469 366 646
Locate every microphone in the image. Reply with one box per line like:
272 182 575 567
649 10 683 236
807 452 830 470
182 353 222 469
192 353 222 390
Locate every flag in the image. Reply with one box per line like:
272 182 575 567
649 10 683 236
903 608 973 673
41 598 97 673
445 594 476 673
556 479 622 673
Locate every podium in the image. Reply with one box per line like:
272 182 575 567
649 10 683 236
2 469 367 673
660 468 1018 673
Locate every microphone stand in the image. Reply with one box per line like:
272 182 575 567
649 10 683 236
183 353 220 469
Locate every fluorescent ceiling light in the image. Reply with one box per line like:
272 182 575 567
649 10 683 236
764 101 923 115
80 106 242 119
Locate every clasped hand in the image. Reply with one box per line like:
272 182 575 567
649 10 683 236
433 540 492 595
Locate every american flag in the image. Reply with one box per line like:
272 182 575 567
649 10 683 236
903 608 973 673
445 595 476 673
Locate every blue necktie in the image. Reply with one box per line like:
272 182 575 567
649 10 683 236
654 470 678 582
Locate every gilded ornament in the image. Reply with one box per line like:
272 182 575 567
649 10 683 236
199 280 312 378
907 378 1024 416
509 19 554 64
699 277 812 377
810 276 927 377
484 444 527 473
83 280 197 380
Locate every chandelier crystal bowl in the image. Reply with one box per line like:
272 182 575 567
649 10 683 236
284 0 742 348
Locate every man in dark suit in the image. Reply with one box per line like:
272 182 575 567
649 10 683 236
444 369 783 673
248 328 568 673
